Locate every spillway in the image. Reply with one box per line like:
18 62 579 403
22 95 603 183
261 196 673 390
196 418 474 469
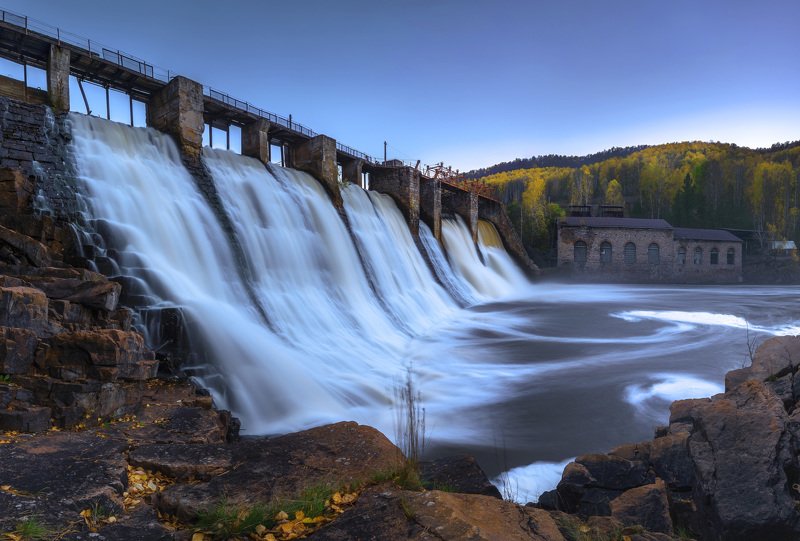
70 114 526 436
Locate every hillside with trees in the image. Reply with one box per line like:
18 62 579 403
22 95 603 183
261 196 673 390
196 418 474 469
473 141 800 265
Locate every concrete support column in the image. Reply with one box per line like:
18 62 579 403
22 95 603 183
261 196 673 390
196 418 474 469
369 166 420 236
47 45 70 111
420 177 442 241
342 159 363 187
468 191 479 243
148 76 204 160
478 197 539 273
290 135 341 208
242 118 271 164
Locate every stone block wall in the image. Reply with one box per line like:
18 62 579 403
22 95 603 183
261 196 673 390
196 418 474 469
441 186 477 241
370 166 420 236
673 239 742 283
558 225 676 281
0 74 48 106
478 197 538 272
0 97 80 262
419 177 441 240
148 76 204 160
290 135 341 208
242 118 271 164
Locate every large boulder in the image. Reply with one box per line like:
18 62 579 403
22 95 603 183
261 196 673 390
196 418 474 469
152 421 403 522
725 335 800 391
312 486 566 541
674 380 800 540
420 455 502 498
610 479 673 535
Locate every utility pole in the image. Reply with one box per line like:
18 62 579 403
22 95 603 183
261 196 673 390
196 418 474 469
384 141 387 163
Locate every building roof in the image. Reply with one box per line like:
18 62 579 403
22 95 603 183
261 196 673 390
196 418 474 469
770 240 797 250
673 228 742 242
560 217 672 230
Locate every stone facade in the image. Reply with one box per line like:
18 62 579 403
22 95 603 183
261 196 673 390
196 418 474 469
419 176 442 240
557 217 743 283
290 134 341 209
241 118 271 164
46 45 70 112
478 197 538 272
369 165 420 236
147 76 204 160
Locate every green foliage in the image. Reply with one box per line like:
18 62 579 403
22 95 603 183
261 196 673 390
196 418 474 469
0 374 11 383
604 179 624 206
478 141 800 260
195 500 270 539
11 517 50 540
195 486 334 540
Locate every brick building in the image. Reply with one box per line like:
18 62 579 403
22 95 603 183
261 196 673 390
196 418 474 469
557 217 743 283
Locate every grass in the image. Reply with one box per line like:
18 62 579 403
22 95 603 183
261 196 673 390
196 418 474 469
194 485 335 540
393 367 426 491
10 517 50 540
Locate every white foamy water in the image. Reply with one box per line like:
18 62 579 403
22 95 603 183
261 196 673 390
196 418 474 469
441 216 527 298
71 115 526 437
492 457 575 504
625 373 724 424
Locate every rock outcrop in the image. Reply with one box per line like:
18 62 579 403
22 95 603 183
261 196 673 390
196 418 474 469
540 335 800 541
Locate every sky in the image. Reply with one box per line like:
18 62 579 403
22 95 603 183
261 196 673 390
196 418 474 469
2 0 799 171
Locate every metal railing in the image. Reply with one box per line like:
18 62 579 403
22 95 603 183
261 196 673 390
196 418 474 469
0 7 386 163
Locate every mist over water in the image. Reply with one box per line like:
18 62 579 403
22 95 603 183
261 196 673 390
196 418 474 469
69 115 799 503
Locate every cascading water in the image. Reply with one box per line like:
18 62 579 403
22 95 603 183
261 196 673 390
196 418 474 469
441 216 528 298
71 114 526 436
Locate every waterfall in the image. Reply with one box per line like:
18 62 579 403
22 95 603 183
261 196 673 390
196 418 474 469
441 216 528 298
70 113 529 436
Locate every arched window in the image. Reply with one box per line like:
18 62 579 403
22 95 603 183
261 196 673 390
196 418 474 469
727 247 735 265
693 247 703 265
600 241 612 264
677 247 686 265
574 241 587 267
648 243 660 265
710 248 719 265
624 242 636 265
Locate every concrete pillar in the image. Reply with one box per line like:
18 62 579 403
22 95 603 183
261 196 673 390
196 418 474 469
242 118 271 164
370 166 420 236
468 191 479 243
47 45 70 111
148 76 204 159
441 185 478 242
342 159 363 187
420 176 441 241
478 196 539 273
290 135 341 208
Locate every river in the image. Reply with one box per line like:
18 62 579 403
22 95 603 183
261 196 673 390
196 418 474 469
412 283 800 502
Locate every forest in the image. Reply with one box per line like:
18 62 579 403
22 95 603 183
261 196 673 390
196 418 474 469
473 141 800 265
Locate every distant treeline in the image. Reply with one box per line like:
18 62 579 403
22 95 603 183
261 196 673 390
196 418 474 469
465 145 650 179
474 141 800 265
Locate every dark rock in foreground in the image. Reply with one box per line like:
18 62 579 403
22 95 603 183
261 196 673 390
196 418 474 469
540 335 800 541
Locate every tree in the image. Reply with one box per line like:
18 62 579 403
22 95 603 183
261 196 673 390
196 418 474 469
604 179 624 206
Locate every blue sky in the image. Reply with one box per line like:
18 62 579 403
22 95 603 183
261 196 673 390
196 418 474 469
3 0 799 171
